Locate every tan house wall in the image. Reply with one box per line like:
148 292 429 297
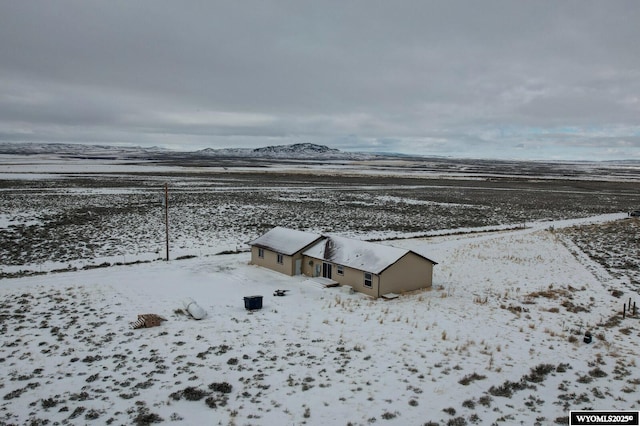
302 256 381 298
301 257 315 277
379 252 434 295
251 246 296 276
302 253 433 297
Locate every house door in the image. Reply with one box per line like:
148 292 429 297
295 259 302 275
322 262 332 279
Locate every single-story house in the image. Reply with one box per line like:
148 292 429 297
249 227 323 276
250 227 437 298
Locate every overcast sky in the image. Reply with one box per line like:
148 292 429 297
1 1 639 160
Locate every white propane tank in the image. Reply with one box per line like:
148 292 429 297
182 298 206 320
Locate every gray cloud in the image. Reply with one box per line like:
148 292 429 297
1 1 639 159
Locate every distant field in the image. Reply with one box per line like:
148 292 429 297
1 167 639 269
559 218 640 295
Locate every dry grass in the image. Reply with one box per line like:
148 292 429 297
559 219 640 293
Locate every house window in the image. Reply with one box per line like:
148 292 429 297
258 248 264 259
364 272 372 288
337 265 344 275
277 253 284 264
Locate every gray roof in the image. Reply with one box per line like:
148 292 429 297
249 227 322 256
303 235 437 275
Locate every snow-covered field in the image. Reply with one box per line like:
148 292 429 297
2 159 639 271
1 156 639 425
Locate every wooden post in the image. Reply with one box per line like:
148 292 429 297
634 302 637 317
164 183 169 261
623 303 626 319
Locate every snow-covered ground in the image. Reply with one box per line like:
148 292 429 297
1 214 638 425
1 154 638 425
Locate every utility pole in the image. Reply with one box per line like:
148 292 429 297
164 183 169 261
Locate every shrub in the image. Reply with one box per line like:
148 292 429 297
85 409 101 420
462 399 475 409
488 380 530 398
489 383 513 398
68 406 86 419
447 417 468 426
209 382 233 393
133 411 163 425
577 375 593 384
526 364 555 383
41 398 58 408
589 367 608 378
443 407 456 416
478 395 492 407
205 397 217 409
458 372 487 386
182 387 209 401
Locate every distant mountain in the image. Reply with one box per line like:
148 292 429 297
0 141 385 161
0 142 166 159
194 143 372 160
254 143 339 156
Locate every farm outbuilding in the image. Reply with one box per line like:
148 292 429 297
250 227 437 298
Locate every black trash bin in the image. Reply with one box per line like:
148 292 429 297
244 295 263 311
583 331 592 344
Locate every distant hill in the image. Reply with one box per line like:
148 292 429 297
0 142 379 160
2 141 639 180
0 142 166 159
254 142 339 156
195 143 373 160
